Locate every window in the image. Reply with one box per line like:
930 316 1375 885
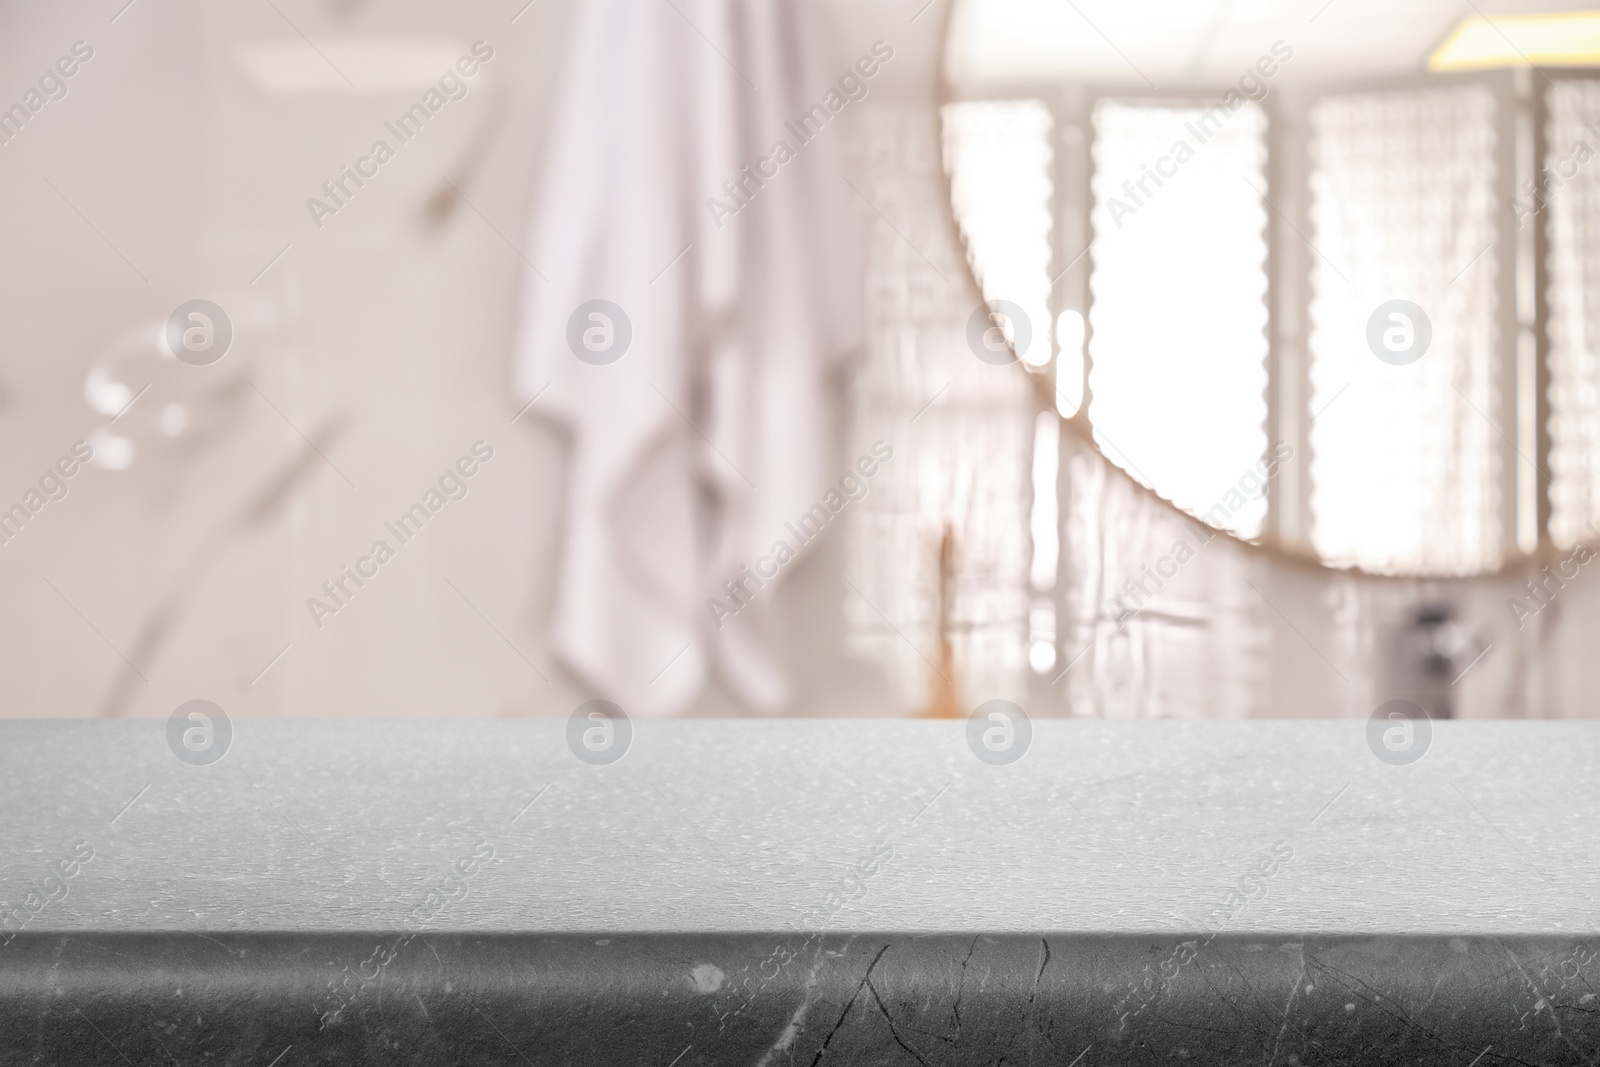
945 99 1056 371
1306 85 1502 574
1547 77 1600 549
944 73 1600 577
1088 98 1270 540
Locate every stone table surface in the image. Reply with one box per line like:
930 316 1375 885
2 718 1596 1065
1 718 1594 935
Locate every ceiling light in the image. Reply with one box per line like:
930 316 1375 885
233 38 468 95
1429 12 1600 71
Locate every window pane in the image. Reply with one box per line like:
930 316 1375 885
1088 99 1270 539
1546 77 1600 549
944 99 1055 368
1307 85 1502 574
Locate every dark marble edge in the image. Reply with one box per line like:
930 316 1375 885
2 932 1598 1065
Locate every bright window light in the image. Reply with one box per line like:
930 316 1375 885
1547 77 1600 548
1307 85 1502 574
1030 411 1060 590
944 100 1055 369
1087 99 1270 539
1028 598 1057 674
1055 310 1085 416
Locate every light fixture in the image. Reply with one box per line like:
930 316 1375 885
1429 12 1600 71
233 38 469 95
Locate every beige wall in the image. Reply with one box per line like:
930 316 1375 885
2 0 588 719
0 0 927 720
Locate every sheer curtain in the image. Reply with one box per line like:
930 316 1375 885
1307 85 1503 575
843 106 1036 714
1548 78 1600 550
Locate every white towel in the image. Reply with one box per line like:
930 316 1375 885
514 0 863 716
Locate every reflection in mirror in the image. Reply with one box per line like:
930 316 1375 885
943 0 1600 578
939 0 1600 721
1305 85 1501 574
1086 98 1269 541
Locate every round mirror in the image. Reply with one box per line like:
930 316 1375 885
940 0 1600 576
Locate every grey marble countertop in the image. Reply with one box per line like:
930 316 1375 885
1 718 1595 936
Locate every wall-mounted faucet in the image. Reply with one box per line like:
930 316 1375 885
1397 602 1484 720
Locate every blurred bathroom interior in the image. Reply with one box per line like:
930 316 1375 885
1 0 1597 722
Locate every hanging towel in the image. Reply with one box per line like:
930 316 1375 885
513 0 864 717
